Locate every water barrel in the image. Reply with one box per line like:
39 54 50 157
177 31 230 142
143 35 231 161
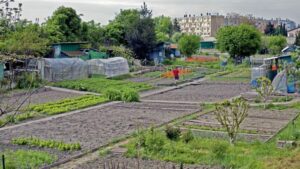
287 75 295 93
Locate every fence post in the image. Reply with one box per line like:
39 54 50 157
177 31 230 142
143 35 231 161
2 154 5 169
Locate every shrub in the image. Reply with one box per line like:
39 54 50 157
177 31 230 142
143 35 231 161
163 59 173 65
144 130 166 152
212 142 229 159
292 130 300 140
165 125 181 141
104 88 122 101
121 89 140 102
182 130 194 143
16 72 42 89
104 88 139 102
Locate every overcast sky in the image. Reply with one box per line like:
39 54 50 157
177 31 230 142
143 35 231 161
17 0 300 25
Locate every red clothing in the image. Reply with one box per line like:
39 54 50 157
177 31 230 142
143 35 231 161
173 69 179 79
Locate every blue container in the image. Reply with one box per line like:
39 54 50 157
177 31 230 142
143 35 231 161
287 83 296 93
287 74 296 93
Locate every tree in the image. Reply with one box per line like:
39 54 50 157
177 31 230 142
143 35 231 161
44 6 82 42
275 23 288 36
173 18 181 33
295 33 300 46
214 97 249 145
178 34 200 57
216 24 261 62
154 16 173 42
0 24 49 57
267 35 287 54
264 22 275 35
80 21 105 48
256 77 274 109
125 2 156 60
104 9 140 45
171 32 184 43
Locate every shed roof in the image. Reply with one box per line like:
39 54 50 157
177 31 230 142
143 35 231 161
61 51 86 57
52 42 89 46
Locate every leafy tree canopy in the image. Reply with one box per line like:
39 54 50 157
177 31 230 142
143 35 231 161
125 2 156 60
263 35 287 54
44 6 82 43
216 24 261 59
154 16 173 42
0 24 49 57
80 21 105 48
104 9 139 45
178 34 200 57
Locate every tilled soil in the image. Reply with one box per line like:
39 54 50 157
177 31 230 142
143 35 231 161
144 82 251 102
182 108 299 142
1 88 82 108
74 154 221 169
0 102 200 162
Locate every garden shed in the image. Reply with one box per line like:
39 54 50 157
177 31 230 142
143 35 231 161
38 58 88 82
87 57 129 78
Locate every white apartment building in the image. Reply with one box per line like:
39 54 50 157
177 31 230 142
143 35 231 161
178 13 224 37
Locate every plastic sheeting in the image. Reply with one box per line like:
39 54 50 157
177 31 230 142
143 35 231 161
87 57 129 77
251 67 267 87
39 58 88 82
272 70 287 93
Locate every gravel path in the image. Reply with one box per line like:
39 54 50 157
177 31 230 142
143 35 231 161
0 102 200 161
144 82 251 102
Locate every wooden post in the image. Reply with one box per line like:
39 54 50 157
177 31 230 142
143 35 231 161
2 154 5 169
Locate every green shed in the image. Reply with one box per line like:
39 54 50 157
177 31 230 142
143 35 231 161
200 37 217 49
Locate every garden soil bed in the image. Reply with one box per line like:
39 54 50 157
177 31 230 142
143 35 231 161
144 81 251 102
1 88 82 108
0 101 200 165
181 108 299 142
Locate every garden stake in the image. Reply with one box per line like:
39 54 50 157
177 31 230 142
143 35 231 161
2 154 5 169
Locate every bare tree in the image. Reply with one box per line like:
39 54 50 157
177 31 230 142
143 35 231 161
214 97 249 145
256 77 273 109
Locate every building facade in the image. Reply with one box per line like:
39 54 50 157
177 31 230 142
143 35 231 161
288 27 300 38
178 13 297 38
268 18 297 31
178 13 224 37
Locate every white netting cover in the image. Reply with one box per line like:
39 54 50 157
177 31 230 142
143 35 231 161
251 67 266 81
87 57 129 77
39 58 88 82
272 70 287 93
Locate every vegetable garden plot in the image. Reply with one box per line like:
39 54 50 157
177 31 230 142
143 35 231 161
0 101 200 165
180 108 299 142
144 82 251 102
2 88 82 108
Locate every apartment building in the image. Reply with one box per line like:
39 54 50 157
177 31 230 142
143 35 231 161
288 27 300 38
178 13 224 37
